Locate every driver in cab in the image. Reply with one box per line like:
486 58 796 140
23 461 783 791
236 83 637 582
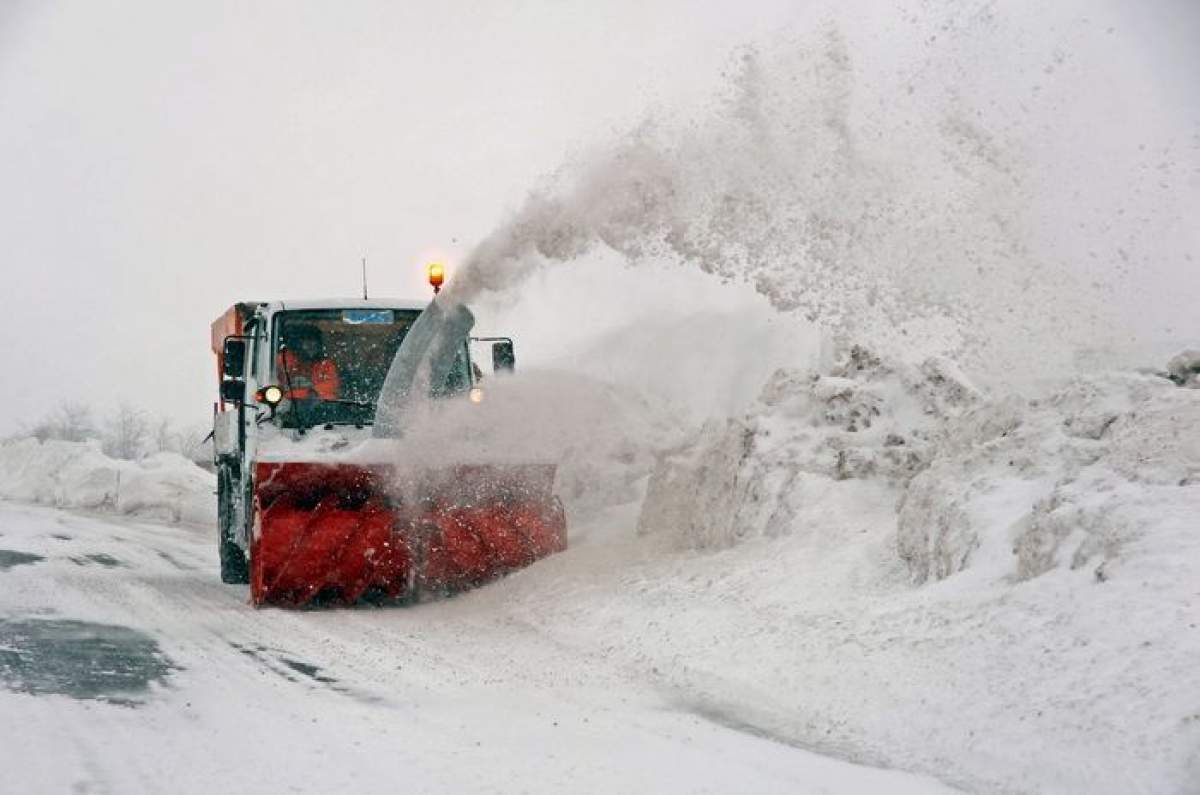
277 325 340 401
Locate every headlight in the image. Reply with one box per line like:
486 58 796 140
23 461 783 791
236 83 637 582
259 385 284 406
469 387 484 404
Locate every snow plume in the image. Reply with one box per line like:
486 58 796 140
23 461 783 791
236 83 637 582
448 32 998 369
375 371 685 519
370 294 689 520
447 7 1194 385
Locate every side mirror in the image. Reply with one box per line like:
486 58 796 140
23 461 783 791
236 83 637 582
223 338 247 379
220 380 245 403
492 340 515 373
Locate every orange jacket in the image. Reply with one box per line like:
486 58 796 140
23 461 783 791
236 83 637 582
277 350 340 400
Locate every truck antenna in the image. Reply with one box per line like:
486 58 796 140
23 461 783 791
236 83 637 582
361 256 368 300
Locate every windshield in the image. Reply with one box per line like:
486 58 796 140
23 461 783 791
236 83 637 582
270 308 471 428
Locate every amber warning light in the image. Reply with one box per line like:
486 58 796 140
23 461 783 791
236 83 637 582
427 262 445 294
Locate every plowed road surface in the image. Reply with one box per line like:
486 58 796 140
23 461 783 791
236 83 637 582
0 502 957 794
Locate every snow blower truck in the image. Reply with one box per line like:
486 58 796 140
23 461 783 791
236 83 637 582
210 271 566 607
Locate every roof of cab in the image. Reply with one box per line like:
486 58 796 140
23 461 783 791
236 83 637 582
270 297 430 312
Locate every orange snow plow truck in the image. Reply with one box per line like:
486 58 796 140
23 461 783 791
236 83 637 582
210 286 566 607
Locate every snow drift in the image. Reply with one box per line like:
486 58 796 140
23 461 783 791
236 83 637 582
638 347 980 550
0 438 214 525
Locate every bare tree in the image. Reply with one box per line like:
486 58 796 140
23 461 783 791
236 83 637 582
24 402 97 442
26 419 55 442
55 402 97 442
153 416 177 454
103 403 150 460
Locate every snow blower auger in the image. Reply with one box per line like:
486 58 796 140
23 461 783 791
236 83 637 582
249 461 565 607
210 266 567 607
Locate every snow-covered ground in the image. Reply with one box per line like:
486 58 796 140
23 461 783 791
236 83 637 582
1 353 1196 793
0 499 956 794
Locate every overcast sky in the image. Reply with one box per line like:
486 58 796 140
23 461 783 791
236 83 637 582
1 1 1196 435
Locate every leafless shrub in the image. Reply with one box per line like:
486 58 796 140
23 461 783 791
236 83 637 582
23 402 98 443
103 402 150 460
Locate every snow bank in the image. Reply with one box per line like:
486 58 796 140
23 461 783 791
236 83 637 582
639 347 1199 586
899 372 1200 584
0 438 214 525
638 347 978 549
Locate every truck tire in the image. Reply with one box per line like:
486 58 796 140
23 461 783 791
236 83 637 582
218 467 249 584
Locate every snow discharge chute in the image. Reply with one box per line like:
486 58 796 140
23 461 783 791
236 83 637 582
372 298 477 437
244 295 566 608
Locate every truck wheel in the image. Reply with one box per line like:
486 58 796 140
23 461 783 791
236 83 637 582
218 467 249 584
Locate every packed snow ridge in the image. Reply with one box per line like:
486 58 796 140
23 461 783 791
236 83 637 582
900 365 1200 585
638 346 979 550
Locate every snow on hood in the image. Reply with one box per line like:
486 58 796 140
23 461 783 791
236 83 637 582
255 424 377 463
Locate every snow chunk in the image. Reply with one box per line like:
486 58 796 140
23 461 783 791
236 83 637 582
1166 349 1200 388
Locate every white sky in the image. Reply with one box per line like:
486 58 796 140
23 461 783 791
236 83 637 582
1 1 1196 435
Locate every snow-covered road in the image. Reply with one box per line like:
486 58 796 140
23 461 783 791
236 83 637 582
0 501 956 794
